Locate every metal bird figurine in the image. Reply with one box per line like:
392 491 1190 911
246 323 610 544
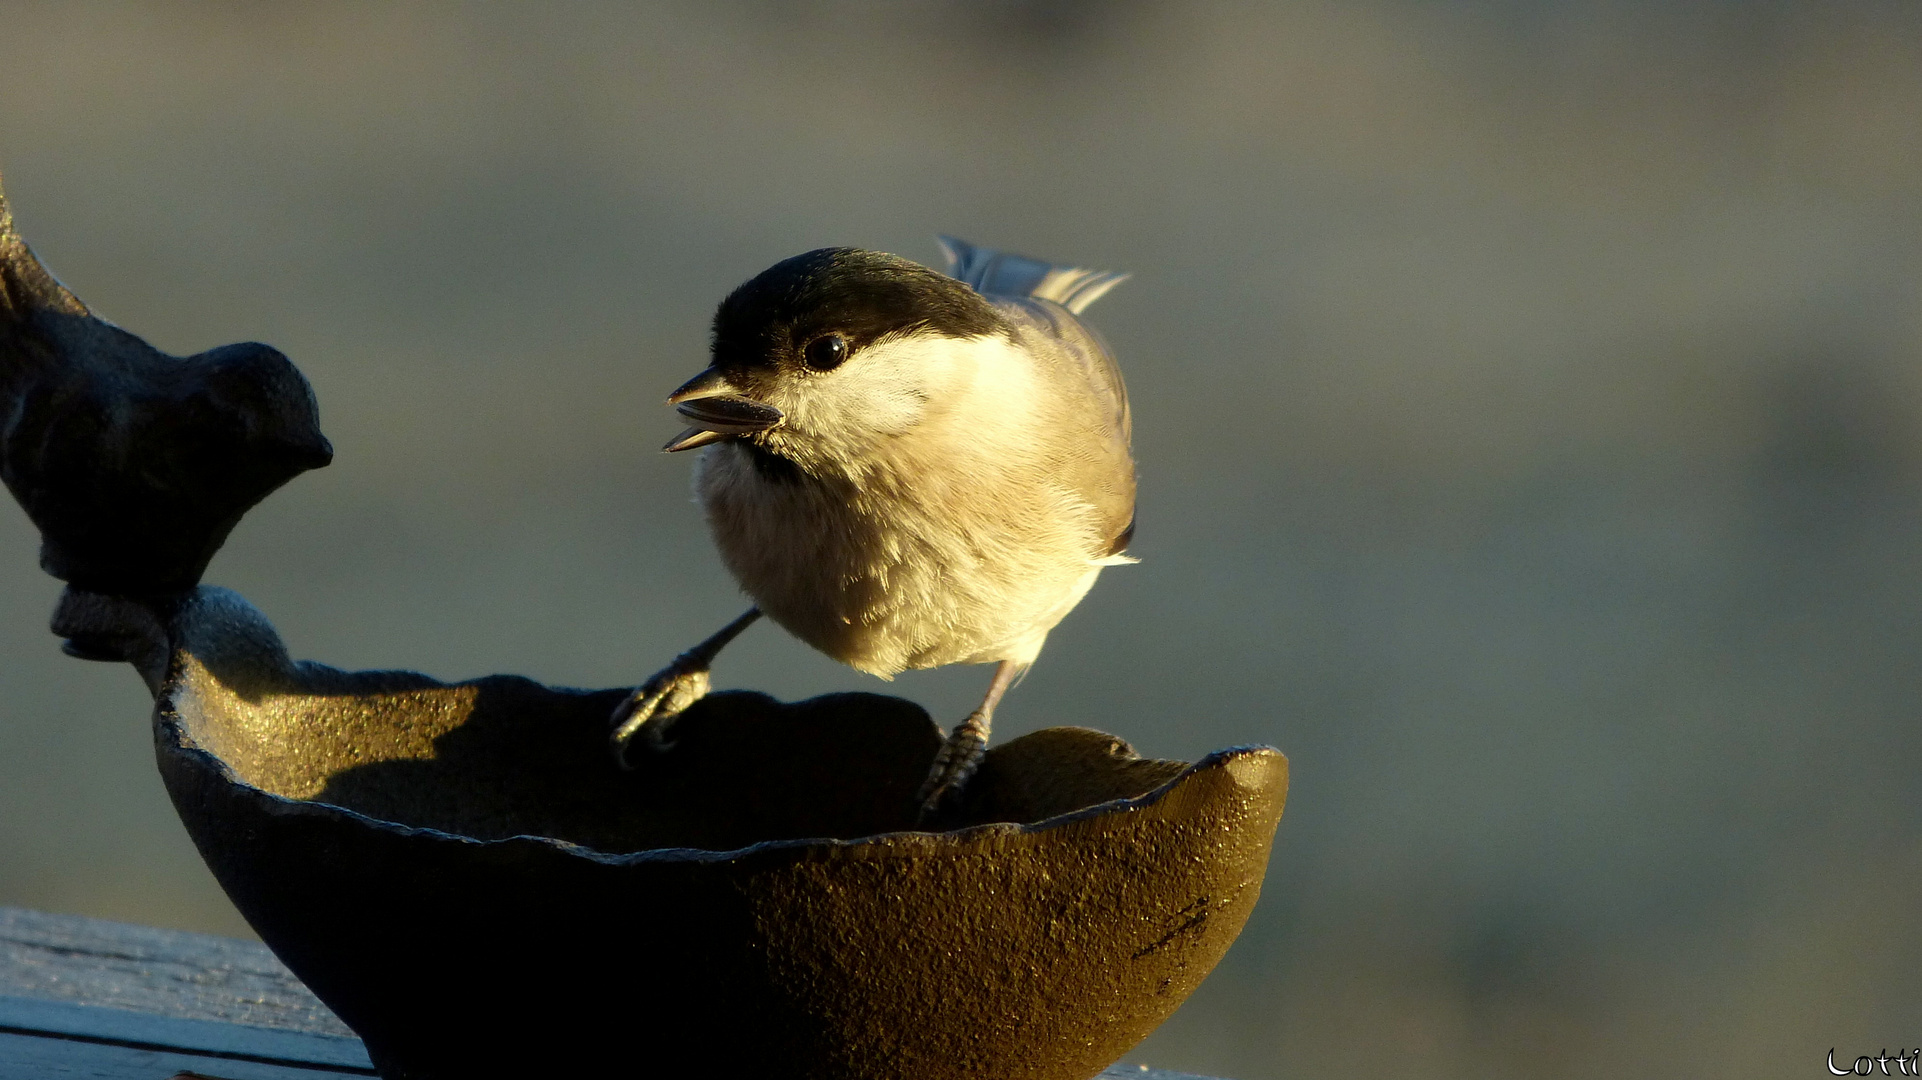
0 171 331 656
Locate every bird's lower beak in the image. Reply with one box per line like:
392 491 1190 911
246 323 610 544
663 367 784 452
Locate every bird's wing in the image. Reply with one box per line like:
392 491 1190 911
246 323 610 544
939 237 1136 559
1000 296 1132 448
1014 305 1137 561
938 236 1131 443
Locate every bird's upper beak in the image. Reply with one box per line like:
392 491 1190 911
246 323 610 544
663 367 784 452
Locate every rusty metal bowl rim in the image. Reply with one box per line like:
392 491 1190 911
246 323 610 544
156 688 1280 867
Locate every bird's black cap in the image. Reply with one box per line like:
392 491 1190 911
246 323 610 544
711 248 1003 375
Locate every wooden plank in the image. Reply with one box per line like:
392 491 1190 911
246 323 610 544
0 1029 374 1079
0 908 1223 1078
0 908 350 1038
1 1026 1208 1080
0 997 373 1072
0 906 372 1075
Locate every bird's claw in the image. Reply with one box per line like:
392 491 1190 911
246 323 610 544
609 659 713 769
915 714 989 825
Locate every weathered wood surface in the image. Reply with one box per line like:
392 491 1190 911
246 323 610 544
0 906 1223 1078
0 907 354 1037
0 1028 377 1079
0 907 374 1078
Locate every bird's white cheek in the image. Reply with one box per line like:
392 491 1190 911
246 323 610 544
775 347 945 448
802 382 927 438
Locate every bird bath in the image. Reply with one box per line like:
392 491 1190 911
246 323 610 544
0 171 1288 1080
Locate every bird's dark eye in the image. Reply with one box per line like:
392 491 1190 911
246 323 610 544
802 334 849 372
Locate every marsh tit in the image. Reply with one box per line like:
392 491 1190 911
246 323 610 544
611 237 1136 819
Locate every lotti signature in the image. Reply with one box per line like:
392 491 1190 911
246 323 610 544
1832 1048 1922 1076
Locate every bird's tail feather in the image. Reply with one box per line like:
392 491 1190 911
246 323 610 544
937 236 1128 315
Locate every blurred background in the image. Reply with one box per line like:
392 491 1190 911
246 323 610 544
2 2 1920 1076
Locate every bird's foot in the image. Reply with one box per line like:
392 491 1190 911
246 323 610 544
609 656 713 769
915 712 990 825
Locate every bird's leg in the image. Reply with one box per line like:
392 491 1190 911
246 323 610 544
916 659 1023 823
610 606 762 768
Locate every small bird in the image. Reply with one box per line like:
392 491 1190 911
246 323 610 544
611 238 1136 819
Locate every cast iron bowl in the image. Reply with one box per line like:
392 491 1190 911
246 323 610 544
146 588 1287 1080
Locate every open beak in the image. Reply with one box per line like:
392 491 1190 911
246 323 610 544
663 367 784 452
